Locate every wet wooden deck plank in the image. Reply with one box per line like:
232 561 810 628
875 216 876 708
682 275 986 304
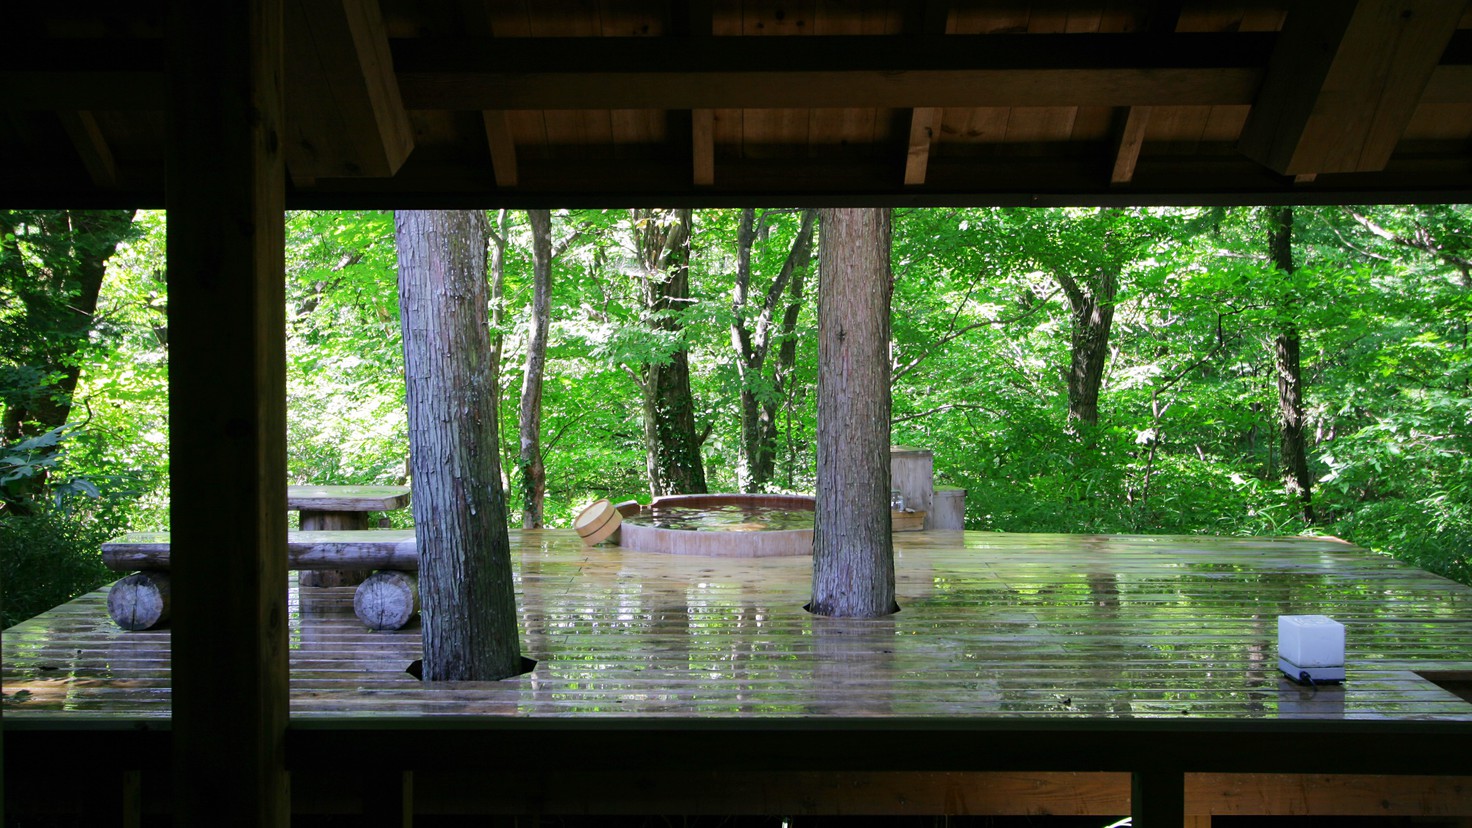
6 529 1472 721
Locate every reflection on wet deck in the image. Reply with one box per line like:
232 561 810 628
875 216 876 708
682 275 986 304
6 530 1472 721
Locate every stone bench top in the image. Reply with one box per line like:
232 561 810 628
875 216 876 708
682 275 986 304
102 529 418 573
287 485 410 512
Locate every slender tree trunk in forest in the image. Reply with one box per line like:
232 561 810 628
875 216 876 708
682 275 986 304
765 225 812 484
519 209 551 528
1269 206 1315 524
810 207 896 619
1053 266 1117 429
730 208 818 492
0 209 136 443
487 209 513 496
634 208 707 496
396 209 522 681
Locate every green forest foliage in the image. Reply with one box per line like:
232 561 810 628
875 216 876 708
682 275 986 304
5 205 1472 624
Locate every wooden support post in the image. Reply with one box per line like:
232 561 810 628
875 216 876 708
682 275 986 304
123 770 142 828
167 0 290 824
362 770 413 828
1133 769 1185 827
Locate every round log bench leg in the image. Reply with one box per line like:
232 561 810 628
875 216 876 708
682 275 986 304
107 571 172 631
353 571 419 631
298 510 373 587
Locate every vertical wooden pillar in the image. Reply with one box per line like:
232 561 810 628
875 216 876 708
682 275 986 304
167 0 289 824
1132 769 1185 827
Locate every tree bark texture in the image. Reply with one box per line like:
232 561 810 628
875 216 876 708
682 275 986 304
810 207 897 619
0 209 135 444
635 208 708 497
519 209 551 528
396 209 522 682
1269 206 1316 524
1055 265 1118 429
731 208 818 492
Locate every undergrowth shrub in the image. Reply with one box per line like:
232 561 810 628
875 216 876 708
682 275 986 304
1 506 115 628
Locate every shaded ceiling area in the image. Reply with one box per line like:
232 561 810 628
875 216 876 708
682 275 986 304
6 0 1472 207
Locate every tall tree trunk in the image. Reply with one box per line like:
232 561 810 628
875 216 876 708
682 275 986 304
764 218 814 488
0 209 135 443
396 209 522 681
519 209 551 527
635 208 707 496
732 209 763 490
776 267 811 490
810 207 896 619
1054 265 1118 429
730 208 818 492
1270 206 1316 524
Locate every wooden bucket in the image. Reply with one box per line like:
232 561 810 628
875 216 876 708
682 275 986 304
891 510 926 532
574 499 622 546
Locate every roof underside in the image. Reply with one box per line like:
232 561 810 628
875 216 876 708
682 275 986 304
7 0 1472 208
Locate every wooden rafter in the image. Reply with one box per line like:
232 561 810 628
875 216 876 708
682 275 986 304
57 111 117 189
673 2 716 189
904 108 942 186
1238 0 1467 176
1110 106 1152 185
1108 6 1178 188
483 110 518 188
283 0 414 181
901 1 951 187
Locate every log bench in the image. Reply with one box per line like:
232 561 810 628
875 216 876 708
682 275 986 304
101 530 420 632
287 484 411 588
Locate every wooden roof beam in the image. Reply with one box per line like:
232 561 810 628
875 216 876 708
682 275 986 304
392 33 1273 110
673 2 716 188
901 2 950 187
284 0 414 181
58 111 117 189
1109 7 1178 187
1238 0 1467 176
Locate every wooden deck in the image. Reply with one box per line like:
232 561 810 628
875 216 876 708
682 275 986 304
9 529 1472 720
9 529 1472 819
